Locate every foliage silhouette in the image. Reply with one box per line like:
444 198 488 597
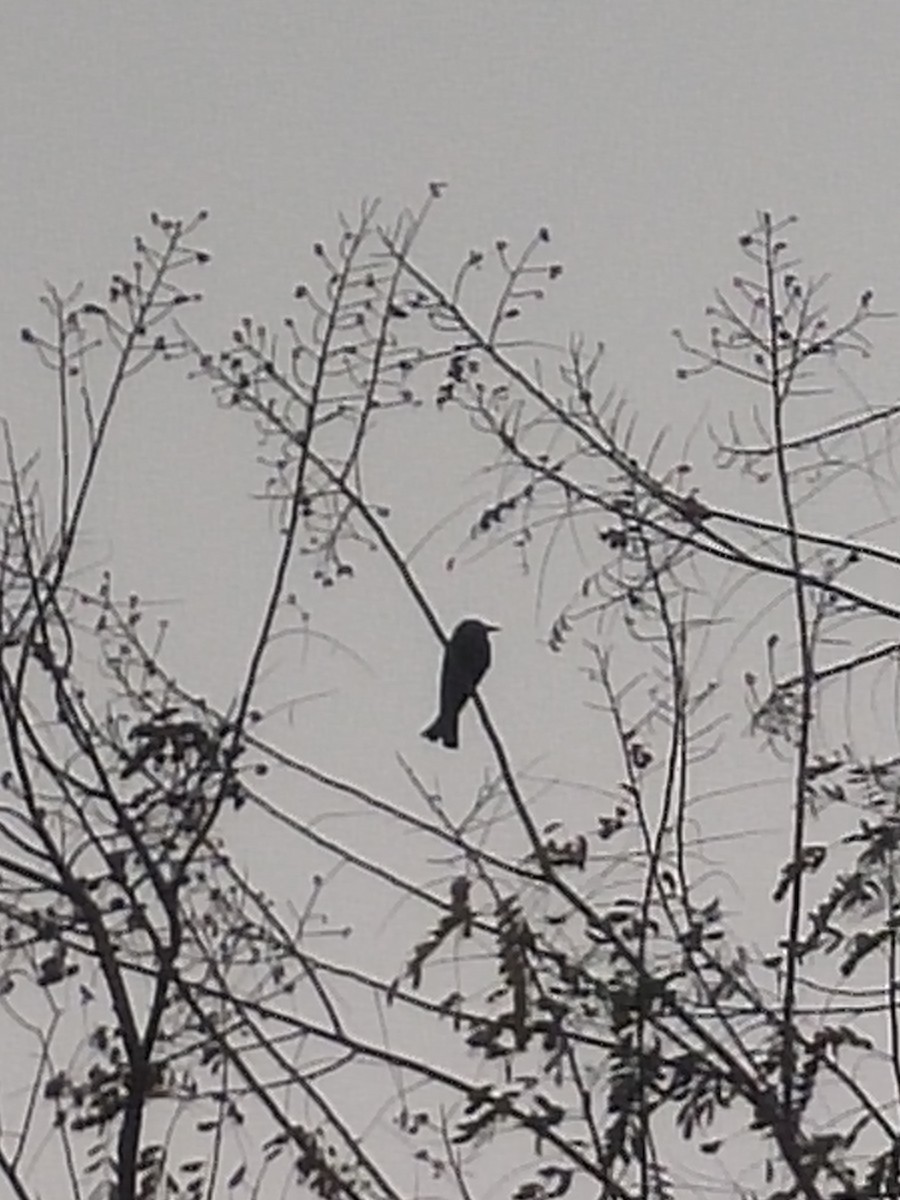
2 195 900 1200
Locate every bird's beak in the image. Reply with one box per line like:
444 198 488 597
484 623 500 633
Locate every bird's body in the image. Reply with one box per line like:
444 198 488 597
422 618 498 749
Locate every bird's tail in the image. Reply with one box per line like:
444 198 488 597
421 712 459 749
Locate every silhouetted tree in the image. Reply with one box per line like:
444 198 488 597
4 195 900 1200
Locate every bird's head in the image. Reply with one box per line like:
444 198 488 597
459 618 499 638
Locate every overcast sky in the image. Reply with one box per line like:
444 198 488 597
4 9 900 1187
4 0 900 893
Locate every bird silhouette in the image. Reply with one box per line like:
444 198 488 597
422 618 499 749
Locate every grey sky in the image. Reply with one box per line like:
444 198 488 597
3 7 900 1192
3 0 898 886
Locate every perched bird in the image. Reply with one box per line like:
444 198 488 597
422 618 499 749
